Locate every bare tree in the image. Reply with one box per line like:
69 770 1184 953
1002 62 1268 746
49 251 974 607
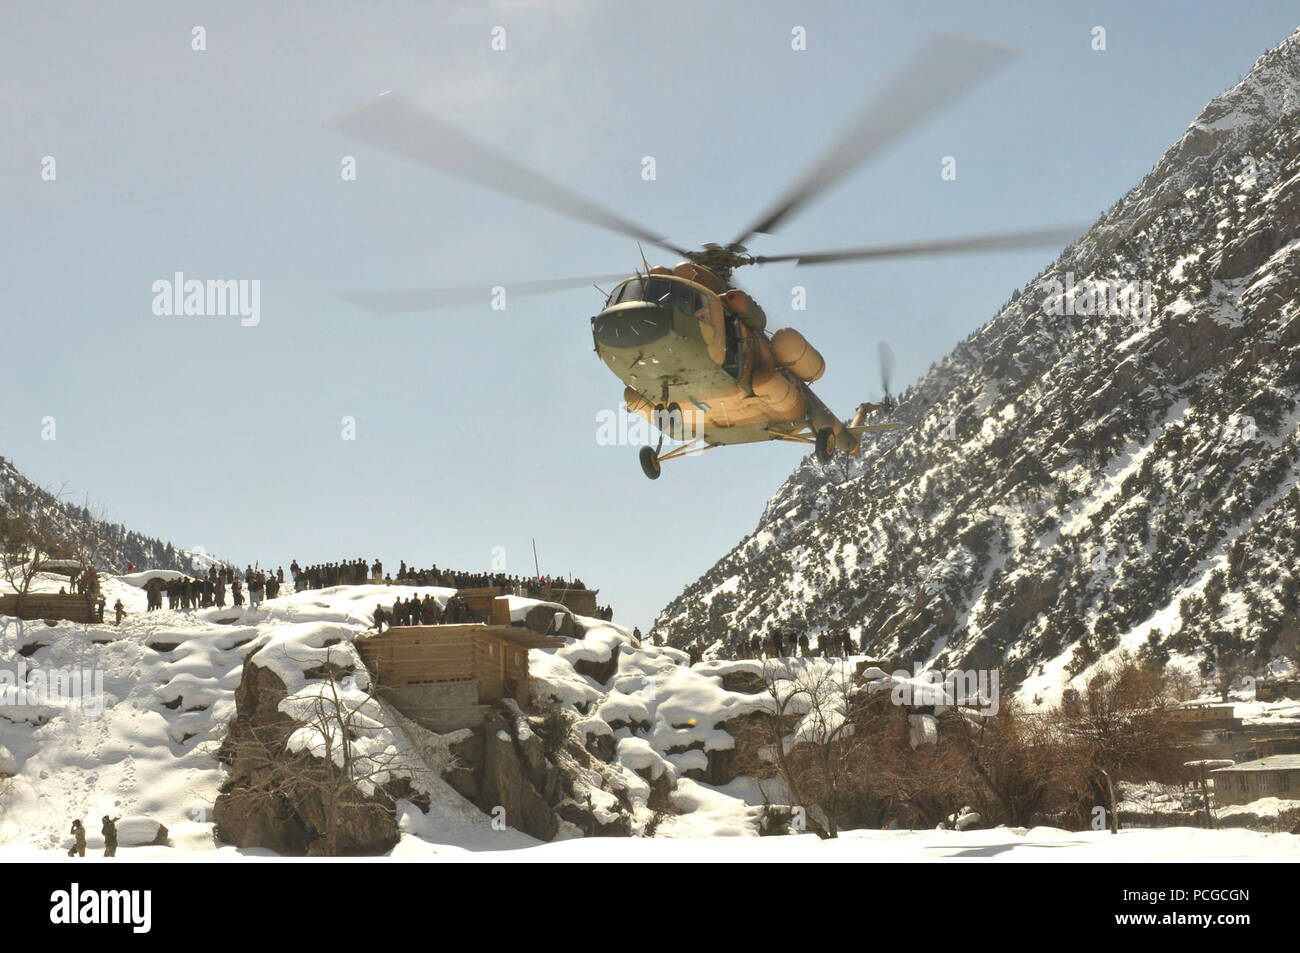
1279 621 1300 674
866 713 974 829
218 646 442 855
0 482 67 619
64 497 108 586
1050 654 1194 834
1200 630 1254 702
944 698 1083 827
758 658 872 838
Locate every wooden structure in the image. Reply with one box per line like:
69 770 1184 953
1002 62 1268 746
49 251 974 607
458 585 601 621
0 591 101 624
355 623 563 731
546 587 599 617
1252 735 1300 759
512 585 600 617
1171 703 1246 761
0 564 103 624
1211 755 1300 805
456 587 505 623
1256 679 1300 702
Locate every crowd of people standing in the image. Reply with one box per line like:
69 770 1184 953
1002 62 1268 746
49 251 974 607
130 556 613 622
144 564 284 612
287 557 593 598
682 628 867 665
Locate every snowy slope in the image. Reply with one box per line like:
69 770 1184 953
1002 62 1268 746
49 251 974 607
0 573 785 853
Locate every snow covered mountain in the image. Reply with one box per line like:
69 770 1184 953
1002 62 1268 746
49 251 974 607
651 29 1300 689
0 455 210 575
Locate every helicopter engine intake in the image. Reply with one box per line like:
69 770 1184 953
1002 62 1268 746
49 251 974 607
720 289 768 331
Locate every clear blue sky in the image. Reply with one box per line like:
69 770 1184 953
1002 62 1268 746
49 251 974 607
2 1 1296 631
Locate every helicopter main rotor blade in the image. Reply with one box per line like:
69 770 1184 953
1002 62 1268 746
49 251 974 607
341 272 630 314
332 92 690 258
751 224 1083 266
730 34 1016 248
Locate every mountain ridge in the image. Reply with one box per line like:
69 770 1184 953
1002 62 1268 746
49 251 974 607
0 454 210 576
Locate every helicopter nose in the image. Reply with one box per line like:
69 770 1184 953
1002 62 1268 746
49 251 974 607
591 304 673 349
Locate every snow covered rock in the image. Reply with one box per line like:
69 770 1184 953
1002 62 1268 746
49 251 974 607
114 816 169 847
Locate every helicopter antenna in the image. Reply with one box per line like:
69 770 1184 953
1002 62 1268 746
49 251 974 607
637 242 652 276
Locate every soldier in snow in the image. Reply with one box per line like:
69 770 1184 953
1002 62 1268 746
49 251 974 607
102 815 120 857
68 819 86 858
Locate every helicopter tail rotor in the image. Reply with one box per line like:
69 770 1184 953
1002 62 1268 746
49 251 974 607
878 340 896 410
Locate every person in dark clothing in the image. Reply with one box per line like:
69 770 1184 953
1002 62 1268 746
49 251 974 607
113 599 125 624
102 815 120 857
798 633 810 657
68 819 86 858
373 605 388 633
773 631 785 657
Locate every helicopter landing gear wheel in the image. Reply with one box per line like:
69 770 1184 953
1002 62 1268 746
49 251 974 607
639 446 662 480
665 401 683 439
815 427 835 463
653 402 683 439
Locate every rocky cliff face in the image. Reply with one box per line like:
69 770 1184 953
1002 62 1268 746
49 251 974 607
652 29 1300 687
214 656 413 856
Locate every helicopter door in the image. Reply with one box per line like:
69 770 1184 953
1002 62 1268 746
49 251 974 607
721 314 743 380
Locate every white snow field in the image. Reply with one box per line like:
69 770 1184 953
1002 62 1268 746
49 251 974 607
0 570 1297 861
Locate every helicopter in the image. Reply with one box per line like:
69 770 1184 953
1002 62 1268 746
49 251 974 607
333 35 1080 479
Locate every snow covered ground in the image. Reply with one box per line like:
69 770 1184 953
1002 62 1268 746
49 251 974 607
0 824 1294 862
0 570 1297 860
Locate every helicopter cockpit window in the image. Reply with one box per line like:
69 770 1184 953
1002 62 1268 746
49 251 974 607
606 279 639 307
606 277 693 312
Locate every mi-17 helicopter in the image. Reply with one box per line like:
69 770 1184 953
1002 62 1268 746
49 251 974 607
334 35 1079 479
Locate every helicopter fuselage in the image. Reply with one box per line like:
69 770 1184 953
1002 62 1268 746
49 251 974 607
590 271 860 453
